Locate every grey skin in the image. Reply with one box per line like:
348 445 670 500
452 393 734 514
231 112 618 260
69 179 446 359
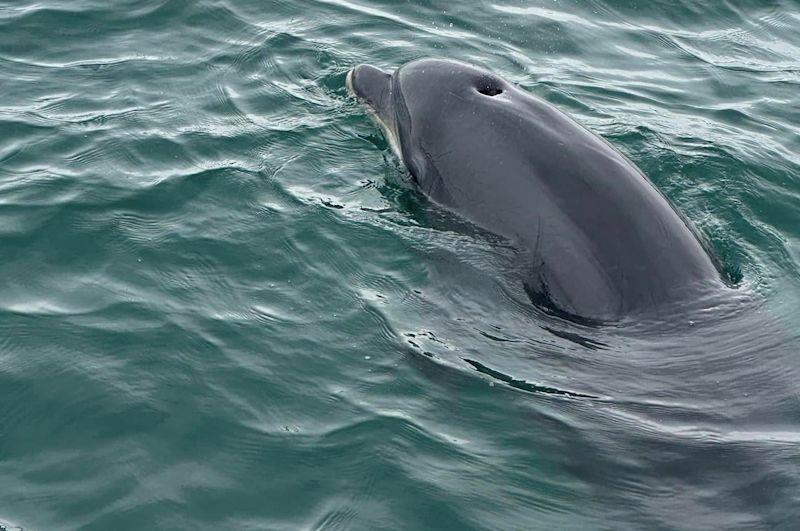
347 58 724 321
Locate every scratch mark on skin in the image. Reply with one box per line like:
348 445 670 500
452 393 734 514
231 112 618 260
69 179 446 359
448 90 467 102
432 149 453 161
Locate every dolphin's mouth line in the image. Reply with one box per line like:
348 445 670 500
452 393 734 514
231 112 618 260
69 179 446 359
347 68 404 164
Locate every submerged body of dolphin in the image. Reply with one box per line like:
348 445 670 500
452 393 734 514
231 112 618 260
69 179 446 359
347 58 724 322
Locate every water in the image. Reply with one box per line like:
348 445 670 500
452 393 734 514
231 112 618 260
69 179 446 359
1 0 799 529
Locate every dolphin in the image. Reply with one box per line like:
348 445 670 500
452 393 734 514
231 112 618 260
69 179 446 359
347 58 724 322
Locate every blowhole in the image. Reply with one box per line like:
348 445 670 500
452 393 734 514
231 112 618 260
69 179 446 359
477 77 503 97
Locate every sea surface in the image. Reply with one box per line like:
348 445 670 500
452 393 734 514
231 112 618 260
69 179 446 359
1 0 799 529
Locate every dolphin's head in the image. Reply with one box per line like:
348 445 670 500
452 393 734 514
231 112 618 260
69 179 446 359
348 59 513 179
347 64 404 162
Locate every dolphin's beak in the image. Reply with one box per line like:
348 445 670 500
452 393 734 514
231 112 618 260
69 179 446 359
345 64 392 111
346 64 404 163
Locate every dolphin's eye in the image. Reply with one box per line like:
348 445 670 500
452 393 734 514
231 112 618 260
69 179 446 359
477 76 503 97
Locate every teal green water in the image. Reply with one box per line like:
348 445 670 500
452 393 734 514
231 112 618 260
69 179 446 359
2 1 800 529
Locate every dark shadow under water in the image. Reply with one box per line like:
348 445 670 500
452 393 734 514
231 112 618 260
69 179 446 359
409 278 798 526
